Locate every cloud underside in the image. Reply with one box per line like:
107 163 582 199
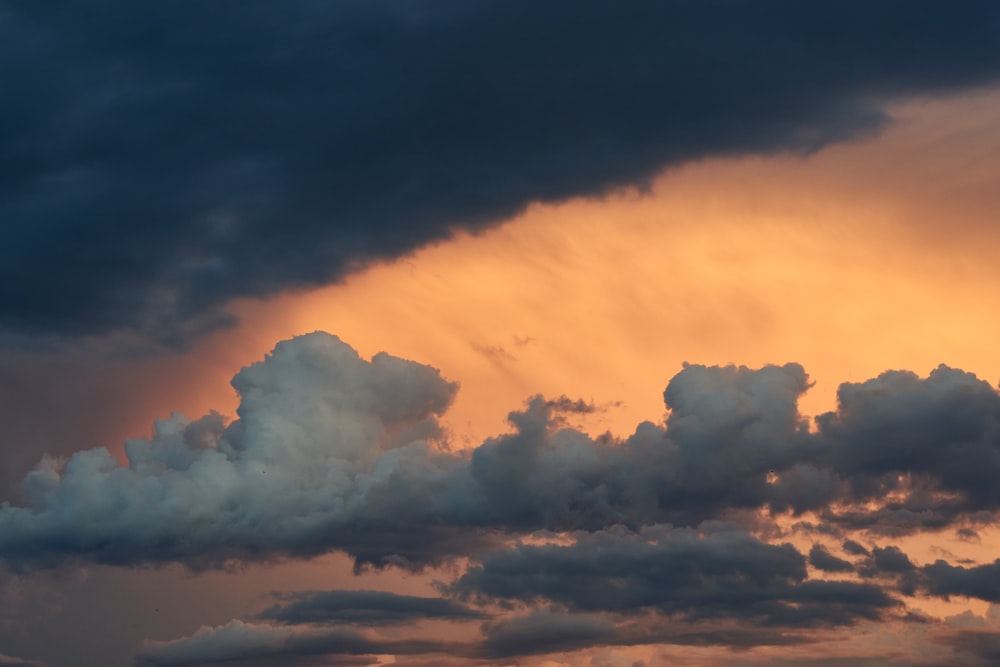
3 1 1000 345
3 332 1000 664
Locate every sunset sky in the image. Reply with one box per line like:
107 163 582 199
3 3 1000 667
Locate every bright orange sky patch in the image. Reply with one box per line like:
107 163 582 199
170 89 1000 451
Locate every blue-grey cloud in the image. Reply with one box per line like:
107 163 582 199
3 334 1000 571
451 526 899 628
3 1 1000 346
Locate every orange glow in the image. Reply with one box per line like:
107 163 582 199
180 88 1000 450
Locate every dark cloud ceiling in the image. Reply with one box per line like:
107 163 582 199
3 0 1000 346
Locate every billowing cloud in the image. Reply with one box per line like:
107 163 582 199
0 332 468 569
3 2 1000 345
3 333 1000 572
814 366 1000 532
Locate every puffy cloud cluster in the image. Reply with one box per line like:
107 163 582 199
3 2 1000 345
3 333 1000 572
0 332 465 569
4 331 1000 664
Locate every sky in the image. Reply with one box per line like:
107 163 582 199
2 2 1000 666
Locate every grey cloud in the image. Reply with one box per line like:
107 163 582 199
135 621 459 667
808 544 855 573
3 2 1000 346
259 589 487 626
843 540 871 556
857 546 920 596
814 366 1000 531
0 353 825 570
480 611 619 658
0 332 471 570
451 526 899 628
869 547 916 574
921 560 1000 602
5 335 1000 571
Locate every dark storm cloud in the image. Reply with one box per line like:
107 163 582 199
451 526 899 628
5 333 1000 570
3 1 1000 346
259 589 487 626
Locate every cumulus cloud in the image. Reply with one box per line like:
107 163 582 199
4 333 1000 572
3 2 1000 345
0 332 468 569
814 366 1000 532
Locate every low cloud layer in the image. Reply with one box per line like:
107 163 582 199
451 526 899 628
259 589 488 626
2 332 1000 572
3 2 1000 345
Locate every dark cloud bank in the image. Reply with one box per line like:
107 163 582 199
3 332 1000 665
3 1 1000 346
